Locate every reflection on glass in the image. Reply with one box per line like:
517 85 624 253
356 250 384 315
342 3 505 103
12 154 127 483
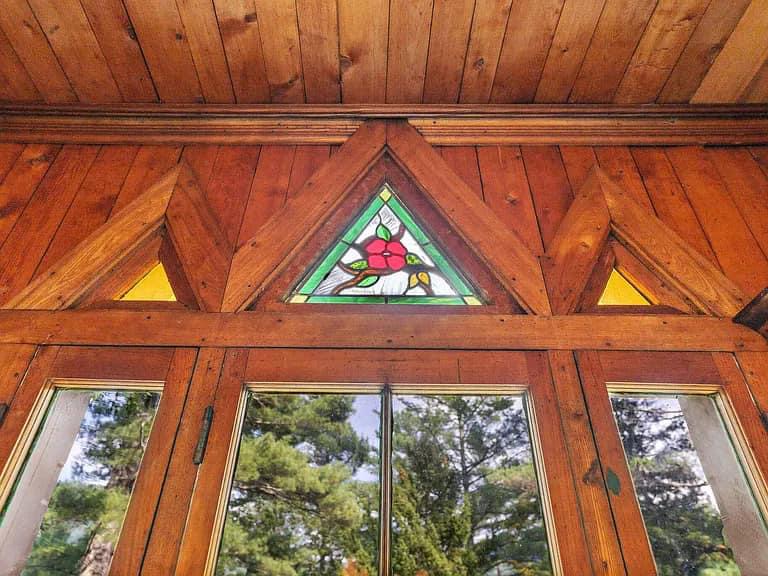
392 395 552 576
216 393 381 576
0 389 160 576
611 394 768 576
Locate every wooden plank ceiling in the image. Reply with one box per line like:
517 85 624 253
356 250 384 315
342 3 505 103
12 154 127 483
0 0 766 106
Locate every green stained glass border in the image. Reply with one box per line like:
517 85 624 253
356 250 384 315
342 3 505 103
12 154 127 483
291 184 482 305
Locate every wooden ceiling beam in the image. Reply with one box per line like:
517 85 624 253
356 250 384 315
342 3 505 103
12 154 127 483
1 104 767 146
0 309 763 352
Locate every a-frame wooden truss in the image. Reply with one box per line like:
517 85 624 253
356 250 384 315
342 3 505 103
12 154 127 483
0 121 765 355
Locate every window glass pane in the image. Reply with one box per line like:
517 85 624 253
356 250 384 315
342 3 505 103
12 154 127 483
392 394 552 575
289 184 482 306
0 389 161 576
216 393 381 576
611 394 768 575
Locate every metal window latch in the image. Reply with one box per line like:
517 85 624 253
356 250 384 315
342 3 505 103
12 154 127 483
193 406 214 465
0 403 8 426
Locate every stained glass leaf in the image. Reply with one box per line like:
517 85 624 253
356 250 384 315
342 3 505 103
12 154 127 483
290 184 482 305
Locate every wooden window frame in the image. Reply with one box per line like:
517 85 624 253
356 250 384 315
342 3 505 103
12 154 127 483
0 345 197 575
577 350 768 574
173 349 594 575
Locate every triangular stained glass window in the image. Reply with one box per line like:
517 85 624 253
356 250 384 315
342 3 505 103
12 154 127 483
289 184 482 305
597 269 651 306
119 263 177 302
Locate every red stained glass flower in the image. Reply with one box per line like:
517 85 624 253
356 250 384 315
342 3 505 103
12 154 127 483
365 238 407 271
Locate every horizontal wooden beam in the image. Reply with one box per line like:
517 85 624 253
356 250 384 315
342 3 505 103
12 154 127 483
1 104 766 146
0 310 764 351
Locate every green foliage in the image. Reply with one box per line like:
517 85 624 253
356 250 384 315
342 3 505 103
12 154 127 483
20 391 159 576
217 394 378 576
612 396 741 576
391 395 553 576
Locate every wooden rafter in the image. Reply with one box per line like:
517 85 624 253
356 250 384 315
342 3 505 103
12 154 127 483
543 165 748 317
223 120 549 314
3 159 232 312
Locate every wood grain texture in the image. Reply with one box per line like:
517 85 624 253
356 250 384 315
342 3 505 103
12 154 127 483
165 164 232 311
459 0 513 103
287 145 331 196
141 348 225 575
5 163 178 309
0 28 40 102
386 0 433 103
600 166 747 316
693 0 768 103
0 145 99 305
534 0 606 103
0 144 59 249
111 146 182 214
203 146 260 246
0 0 76 103
213 0 270 103
78 0 157 102
630 147 717 263
35 145 138 275
616 0 711 103
423 0 475 103
575 350 658 574
659 0 752 103
175 0 235 103
1 309 764 351
477 146 544 255
338 0 389 103
569 0 657 103
236 145 296 247
253 0 304 103
491 0 565 103
543 169 611 314
0 344 36 407
522 146 573 250
175 349 248 575
122 0 203 103
525 352 594 575
595 146 653 211
224 121 386 311
666 146 768 297
296 0 340 103
439 146 483 198
27 0 122 103
708 148 768 262
110 348 197 576
547 350 626 575
388 121 551 314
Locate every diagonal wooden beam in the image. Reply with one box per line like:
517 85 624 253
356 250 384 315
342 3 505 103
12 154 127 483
222 120 386 311
386 120 551 315
165 164 231 311
734 287 768 337
542 168 611 314
6 165 181 310
598 166 747 316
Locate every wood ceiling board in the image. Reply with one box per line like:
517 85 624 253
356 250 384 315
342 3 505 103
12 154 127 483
615 0 711 104
0 2 764 104
458 0 513 103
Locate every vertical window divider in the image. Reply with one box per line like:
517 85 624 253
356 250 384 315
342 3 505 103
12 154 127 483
378 384 393 576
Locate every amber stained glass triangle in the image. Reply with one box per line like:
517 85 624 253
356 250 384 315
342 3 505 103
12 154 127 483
290 184 482 305
119 262 177 301
597 269 651 306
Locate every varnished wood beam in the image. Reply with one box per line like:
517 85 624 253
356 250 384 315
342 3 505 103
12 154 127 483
0 310 764 351
734 287 768 336
1 104 766 145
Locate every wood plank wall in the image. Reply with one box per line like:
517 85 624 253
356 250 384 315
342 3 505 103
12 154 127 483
1 142 767 307
0 0 766 105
